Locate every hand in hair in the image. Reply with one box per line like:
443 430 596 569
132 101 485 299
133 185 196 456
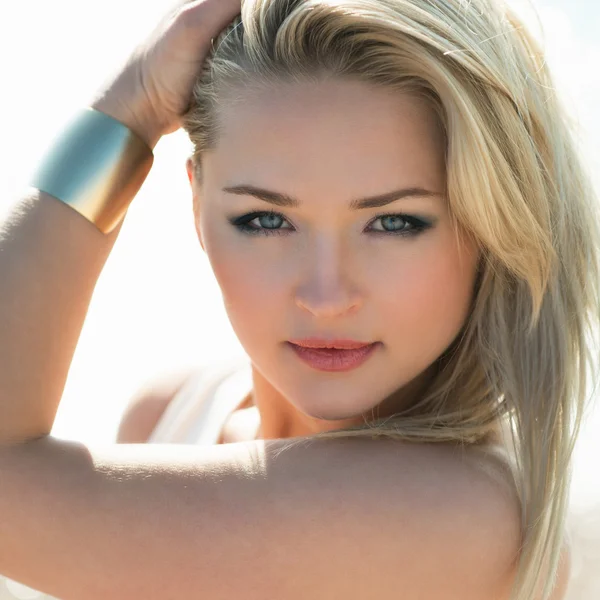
89 0 241 147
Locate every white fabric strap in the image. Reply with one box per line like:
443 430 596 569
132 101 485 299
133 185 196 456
147 357 252 444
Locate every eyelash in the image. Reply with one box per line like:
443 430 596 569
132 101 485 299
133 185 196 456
229 210 433 238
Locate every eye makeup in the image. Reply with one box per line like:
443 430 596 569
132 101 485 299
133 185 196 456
228 210 435 238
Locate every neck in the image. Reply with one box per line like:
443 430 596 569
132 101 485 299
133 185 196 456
248 361 438 441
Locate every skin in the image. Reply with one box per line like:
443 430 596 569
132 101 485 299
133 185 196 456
185 77 480 442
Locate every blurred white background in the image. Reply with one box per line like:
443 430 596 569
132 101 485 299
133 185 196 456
0 0 599 597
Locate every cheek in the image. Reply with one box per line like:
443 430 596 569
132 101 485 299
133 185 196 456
372 233 477 357
203 225 283 333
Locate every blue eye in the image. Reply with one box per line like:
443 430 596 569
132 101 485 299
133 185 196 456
229 211 433 237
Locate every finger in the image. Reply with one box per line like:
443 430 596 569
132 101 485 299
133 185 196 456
178 0 242 33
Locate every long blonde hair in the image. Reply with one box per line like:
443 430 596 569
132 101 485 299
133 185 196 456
181 1 600 597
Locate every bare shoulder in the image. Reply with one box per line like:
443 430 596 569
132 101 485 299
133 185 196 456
116 367 201 442
0 435 529 600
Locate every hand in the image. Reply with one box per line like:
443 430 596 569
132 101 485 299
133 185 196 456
90 0 241 148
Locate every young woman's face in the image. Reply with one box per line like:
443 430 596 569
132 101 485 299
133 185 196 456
187 78 479 424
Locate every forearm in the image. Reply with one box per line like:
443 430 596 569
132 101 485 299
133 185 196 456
0 101 158 445
0 188 121 444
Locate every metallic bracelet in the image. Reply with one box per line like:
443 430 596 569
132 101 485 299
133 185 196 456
30 107 155 234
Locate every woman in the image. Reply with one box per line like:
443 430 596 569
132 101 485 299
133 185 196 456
0 0 592 598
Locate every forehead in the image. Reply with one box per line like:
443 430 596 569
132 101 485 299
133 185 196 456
206 78 446 195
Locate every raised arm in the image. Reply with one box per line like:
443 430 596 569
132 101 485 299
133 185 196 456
0 187 124 444
0 0 241 446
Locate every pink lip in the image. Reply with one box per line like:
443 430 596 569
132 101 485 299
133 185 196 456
287 341 379 372
288 338 375 350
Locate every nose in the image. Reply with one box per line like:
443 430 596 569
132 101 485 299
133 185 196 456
294 236 363 318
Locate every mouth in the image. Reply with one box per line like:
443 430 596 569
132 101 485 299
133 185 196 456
287 338 376 350
286 340 380 372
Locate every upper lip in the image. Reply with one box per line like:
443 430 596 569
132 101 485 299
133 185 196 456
288 338 376 350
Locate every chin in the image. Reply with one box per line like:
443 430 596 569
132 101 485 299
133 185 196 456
292 393 375 423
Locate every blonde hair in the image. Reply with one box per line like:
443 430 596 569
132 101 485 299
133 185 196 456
181 0 600 598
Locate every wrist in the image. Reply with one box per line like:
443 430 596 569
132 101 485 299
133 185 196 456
90 93 164 151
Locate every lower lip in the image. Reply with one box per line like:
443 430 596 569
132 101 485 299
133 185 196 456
287 342 379 372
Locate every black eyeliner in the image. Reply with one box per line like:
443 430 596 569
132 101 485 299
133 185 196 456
227 210 435 237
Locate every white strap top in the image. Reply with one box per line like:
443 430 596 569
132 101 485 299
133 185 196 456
147 358 253 445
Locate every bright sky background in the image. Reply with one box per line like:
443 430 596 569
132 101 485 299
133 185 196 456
0 0 599 512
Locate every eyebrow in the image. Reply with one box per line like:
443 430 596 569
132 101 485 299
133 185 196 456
221 184 444 210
